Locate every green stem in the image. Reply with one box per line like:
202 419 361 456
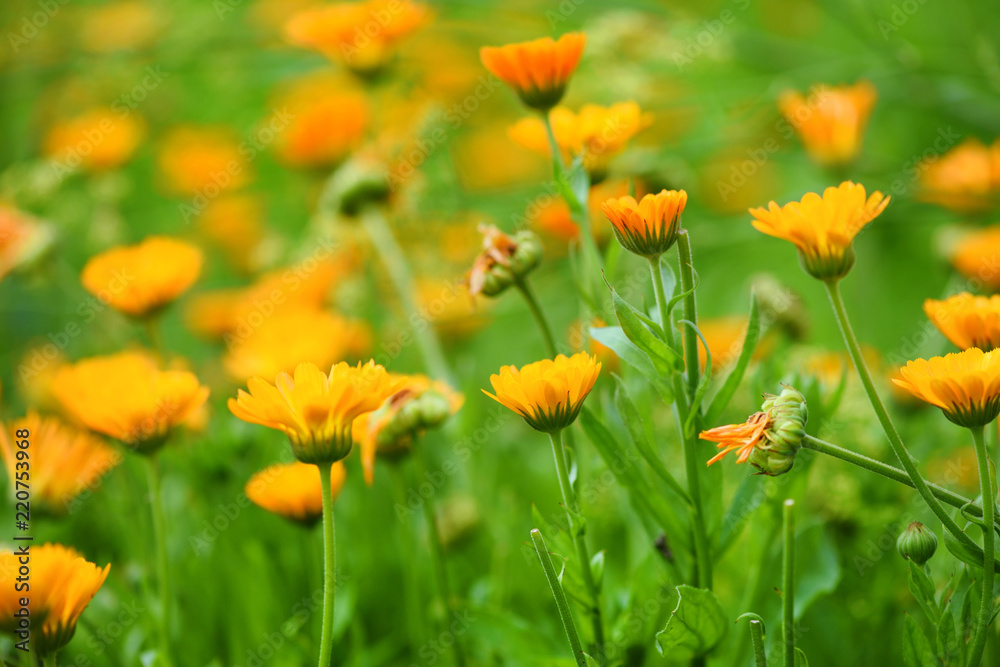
411 447 466 667
361 206 453 384
317 464 337 667
390 465 427 652
749 620 767 667
530 529 587 667
677 232 700 399
968 425 995 667
647 257 672 345
782 499 795 667
145 456 173 667
41 653 56 667
542 113 566 173
548 430 606 664
823 280 981 553
514 278 558 357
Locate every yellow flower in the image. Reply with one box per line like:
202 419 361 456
924 293 1000 351
229 361 404 463
894 348 1000 427
81 236 203 318
355 374 463 484
951 227 1000 291
601 189 687 258
483 352 601 432
480 33 586 111
246 462 346 525
223 305 372 381
749 181 889 280
54 351 210 452
272 73 369 168
508 102 652 179
919 138 1000 212
44 108 145 172
0 543 110 657
778 81 876 166
285 0 430 74
157 126 252 197
0 412 121 514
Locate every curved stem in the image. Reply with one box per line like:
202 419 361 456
749 620 767 667
782 499 795 667
823 280 981 553
145 456 173 667
969 425 995 667
548 430 606 664
530 529 587 667
514 278 558 358
317 464 337 667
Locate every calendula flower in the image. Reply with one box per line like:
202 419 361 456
894 348 1000 427
197 194 265 274
355 374 463 483
483 352 601 433
54 351 210 452
778 81 876 166
246 461 347 525
285 0 430 74
924 293 1000 351
601 189 687 258
919 138 1000 212
229 361 404 463
273 75 369 168
465 224 542 298
44 108 145 172
81 236 203 318
480 33 586 111
749 181 889 281
700 386 807 475
158 126 252 197
509 102 652 179
0 413 121 514
0 206 54 283
0 544 110 657
951 227 1000 291
223 306 371 381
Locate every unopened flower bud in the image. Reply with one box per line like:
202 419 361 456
328 152 390 217
467 225 543 298
751 386 807 476
897 522 937 566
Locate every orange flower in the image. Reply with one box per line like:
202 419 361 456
0 205 54 283
0 413 121 514
749 181 889 280
81 236 203 318
273 75 369 168
701 411 770 466
0 544 110 657
530 180 632 247
229 361 404 463
601 189 687 258
158 126 252 197
919 138 1000 212
483 352 601 432
54 351 210 452
778 81 876 166
894 348 1000 427
480 33 586 111
951 227 1000 290
924 293 1000 351
246 462 347 525
44 108 145 172
285 0 430 74
197 194 265 274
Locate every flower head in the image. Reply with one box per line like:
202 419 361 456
54 351 210 452
465 224 542 298
158 126 252 196
0 206 54 283
273 74 368 168
951 227 1000 291
483 352 601 433
246 461 346 526
601 189 687 258
0 413 121 515
896 522 937 566
480 33 586 111
44 108 146 172
778 81 876 166
229 361 404 463
749 181 889 280
924 293 1000 351
919 138 1000 212
0 544 110 657
894 348 1000 428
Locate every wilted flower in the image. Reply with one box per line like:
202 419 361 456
157 126 252 197
44 108 145 173
749 181 889 280
897 522 937 566
778 81 876 166
229 361 404 463
465 224 542 297
0 413 120 514
480 33 586 111
54 351 210 453
81 236 203 318
924 293 1000 351
950 227 1000 291
0 544 110 657
919 138 1000 212
601 189 686 258
246 462 347 526
483 352 601 433
894 348 1000 428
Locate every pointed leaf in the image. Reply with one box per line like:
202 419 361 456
908 560 939 625
903 614 938 667
655 585 729 659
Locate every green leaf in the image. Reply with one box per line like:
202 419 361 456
794 648 810 666
655 256 677 325
557 156 589 216
655 585 729 659
590 325 674 403
704 294 761 425
908 561 939 625
903 614 938 667
793 524 841 619
715 472 766 557
942 526 1000 572
937 600 959 665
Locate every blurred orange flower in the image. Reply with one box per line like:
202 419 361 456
0 412 120 514
44 108 145 172
246 461 347 525
919 138 1000 212
158 126 252 197
951 227 1000 290
778 81 876 166
529 180 631 247
81 236 203 318
0 206 53 283
480 33 586 111
197 194 266 274
273 75 369 168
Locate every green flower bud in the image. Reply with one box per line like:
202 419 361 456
328 153 390 217
509 230 543 277
376 390 455 449
751 386 808 476
897 522 937 566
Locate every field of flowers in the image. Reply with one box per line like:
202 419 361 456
3 0 1000 665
